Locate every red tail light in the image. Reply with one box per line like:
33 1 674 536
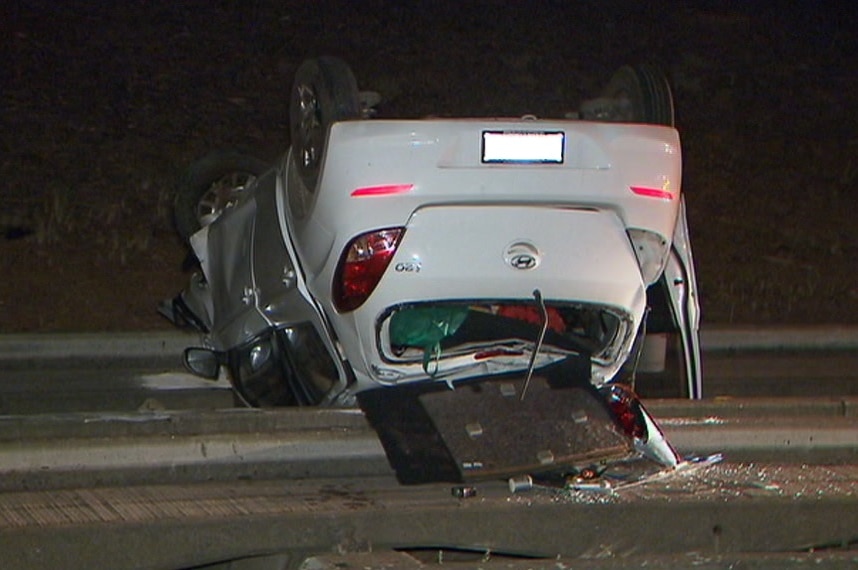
333 228 403 312
630 185 674 200
603 384 647 440
351 184 413 197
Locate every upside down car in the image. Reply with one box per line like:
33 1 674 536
161 57 701 483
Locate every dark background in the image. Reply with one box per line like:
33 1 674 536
2 1 856 332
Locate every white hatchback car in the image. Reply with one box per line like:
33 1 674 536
162 57 700 482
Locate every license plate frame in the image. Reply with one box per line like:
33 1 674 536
481 130 565 164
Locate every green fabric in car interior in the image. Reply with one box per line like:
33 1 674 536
389 306 470 375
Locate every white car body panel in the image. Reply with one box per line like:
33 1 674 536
270 118 683 395
287 120 681 278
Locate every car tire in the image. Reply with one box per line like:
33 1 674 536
289 56 361 191
579 65 675 128
603 64 675 127
173 150 269 242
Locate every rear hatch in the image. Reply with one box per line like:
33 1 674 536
347 205 646 385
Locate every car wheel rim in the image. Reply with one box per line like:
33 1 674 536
194 171 257 227
295 83 323 171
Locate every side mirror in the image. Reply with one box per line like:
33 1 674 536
183 347 221 380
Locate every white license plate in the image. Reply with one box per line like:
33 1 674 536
481 130 565 164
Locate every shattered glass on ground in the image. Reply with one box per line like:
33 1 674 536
506 461 858 506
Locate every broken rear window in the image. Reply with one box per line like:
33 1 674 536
380 301 623 365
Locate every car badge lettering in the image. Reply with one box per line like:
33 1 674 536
394 261 421 273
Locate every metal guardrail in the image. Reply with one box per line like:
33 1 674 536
700 325 858 351
2 326 858 364
0 331 203 364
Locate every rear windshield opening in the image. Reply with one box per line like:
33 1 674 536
381 301 623 363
